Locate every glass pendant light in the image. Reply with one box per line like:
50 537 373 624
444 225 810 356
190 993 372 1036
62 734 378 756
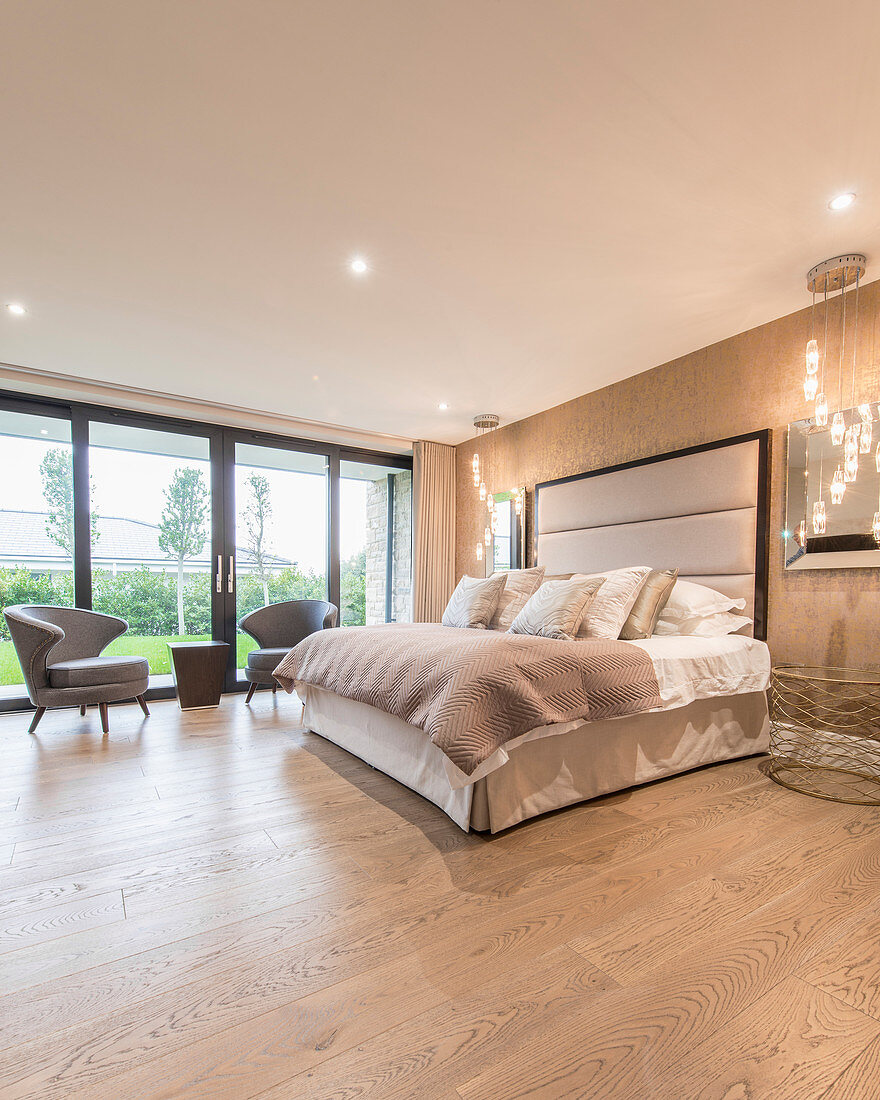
844 425 859 482
806 338 820 375
484 527 491 547
876 441 880 473
815 392 829 427
874 511 880 543
831 412 846 446
803 373 818 401
860 420 873 454
830 465 846 504
479 481 486 501
472 454 480 488
475 542 483 561
812 500 826 535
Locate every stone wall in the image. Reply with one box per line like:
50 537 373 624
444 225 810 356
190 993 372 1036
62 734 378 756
365 470 412 624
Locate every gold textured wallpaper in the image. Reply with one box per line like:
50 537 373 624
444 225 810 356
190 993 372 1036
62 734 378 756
455 279 880 669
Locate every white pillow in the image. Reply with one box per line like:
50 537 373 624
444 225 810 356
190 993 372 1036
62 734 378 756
509 577 603 641
571 567 652 639
653 611 752 638
659 579 746 624
488 567 545 631
441 573 506 629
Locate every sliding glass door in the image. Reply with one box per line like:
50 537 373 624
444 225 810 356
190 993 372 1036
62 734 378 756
88 420 220 691
339 458 412 625
229 438 330 686
0 404 75 699
0 390 412 708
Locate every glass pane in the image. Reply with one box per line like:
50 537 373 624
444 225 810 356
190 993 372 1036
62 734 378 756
493 499 513 571
0 409 74 695
340 460 412 626
89 422 212 688
234 443 328 673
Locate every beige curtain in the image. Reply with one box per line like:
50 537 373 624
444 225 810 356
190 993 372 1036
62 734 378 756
412 440 456 622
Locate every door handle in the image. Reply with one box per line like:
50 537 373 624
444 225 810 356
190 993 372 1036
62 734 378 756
215 555 222 594
227 555 235 594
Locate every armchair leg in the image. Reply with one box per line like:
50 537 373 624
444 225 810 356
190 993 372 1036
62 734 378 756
272 682 277 695
28 707 46 734
80 705 87 716
245 683 257 704
136 694 150 717
98 702 110 734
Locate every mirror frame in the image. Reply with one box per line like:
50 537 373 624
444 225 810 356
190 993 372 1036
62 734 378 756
490 488 526 572
785 413 880 570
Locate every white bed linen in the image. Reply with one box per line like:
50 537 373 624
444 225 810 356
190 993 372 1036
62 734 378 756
628 634 771 709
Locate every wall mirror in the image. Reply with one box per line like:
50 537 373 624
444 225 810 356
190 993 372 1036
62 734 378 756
785 410 880 569
490 488 526 572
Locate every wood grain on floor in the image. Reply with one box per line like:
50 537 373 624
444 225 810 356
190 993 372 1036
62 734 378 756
0 695 878 1099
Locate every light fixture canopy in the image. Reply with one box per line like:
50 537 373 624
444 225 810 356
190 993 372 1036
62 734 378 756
349 257 368 275
5 303 26 315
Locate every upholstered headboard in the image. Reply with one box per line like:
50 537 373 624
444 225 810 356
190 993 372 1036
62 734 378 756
534 431 770 639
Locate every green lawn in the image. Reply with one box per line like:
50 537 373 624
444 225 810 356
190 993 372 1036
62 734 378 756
0 634 254 687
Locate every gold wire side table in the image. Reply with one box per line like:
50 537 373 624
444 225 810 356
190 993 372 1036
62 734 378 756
769 665 880 805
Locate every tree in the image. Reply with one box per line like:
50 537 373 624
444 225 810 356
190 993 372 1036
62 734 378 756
158 467 208 635
340 549 366 626
39 448 99 557
241 473 272 605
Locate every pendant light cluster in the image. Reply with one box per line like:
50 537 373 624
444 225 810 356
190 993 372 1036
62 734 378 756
802 254 880 541
471 414 500 563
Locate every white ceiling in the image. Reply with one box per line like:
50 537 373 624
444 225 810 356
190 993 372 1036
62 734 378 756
2 0 880 446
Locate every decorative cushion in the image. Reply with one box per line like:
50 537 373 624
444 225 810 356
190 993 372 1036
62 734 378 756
658 579 747 625
442 573 507 630
654 611 753 638
573 566 652 639
509 577 604 640
48 655 149 689
247 646 293 671
488 567 545 631
620 569 679 640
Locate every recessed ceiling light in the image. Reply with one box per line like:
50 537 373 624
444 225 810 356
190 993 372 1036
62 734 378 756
829 193 856 211
349 257 368 275
438 403 449 411
5 303 27 315
40 429 49 435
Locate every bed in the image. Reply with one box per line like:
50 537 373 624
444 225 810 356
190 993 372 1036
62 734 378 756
279 431 772 832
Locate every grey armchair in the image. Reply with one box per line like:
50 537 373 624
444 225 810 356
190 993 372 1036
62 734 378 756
238 599 337 703
3 605 150 734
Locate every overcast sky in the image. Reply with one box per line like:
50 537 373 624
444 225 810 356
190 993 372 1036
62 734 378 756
0 436 369 575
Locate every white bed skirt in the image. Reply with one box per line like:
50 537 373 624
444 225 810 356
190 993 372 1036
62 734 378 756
299 685 770 832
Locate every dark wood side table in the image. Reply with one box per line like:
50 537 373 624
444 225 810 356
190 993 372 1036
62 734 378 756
167 641 229 710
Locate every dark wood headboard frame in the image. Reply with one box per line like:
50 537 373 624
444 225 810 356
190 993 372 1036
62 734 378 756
534 429 771 641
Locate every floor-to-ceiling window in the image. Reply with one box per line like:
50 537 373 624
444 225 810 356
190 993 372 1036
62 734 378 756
88 421 215 689
0 391 412 708
339 458 412 626
0 406 75 697
232 440 329 679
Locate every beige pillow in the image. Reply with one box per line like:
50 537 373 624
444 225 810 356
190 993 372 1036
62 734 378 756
509 577 604 641
488 567 546 631
442 573 507 629
573 566 652 639
619 569 679 640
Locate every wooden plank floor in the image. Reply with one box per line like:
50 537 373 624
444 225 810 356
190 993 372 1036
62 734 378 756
1 695 879 1099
